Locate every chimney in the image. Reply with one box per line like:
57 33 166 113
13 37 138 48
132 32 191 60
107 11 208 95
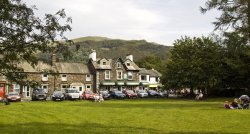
89 49 96 61
126 54 133 62
51 53 56 67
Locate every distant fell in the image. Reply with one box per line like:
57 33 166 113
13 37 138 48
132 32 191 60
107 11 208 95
72 36 110 43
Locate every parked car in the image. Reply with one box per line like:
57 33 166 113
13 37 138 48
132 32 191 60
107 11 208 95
82 90 96 100
64 88 80 100
159 90 168 98
147 90 160 97
7 92 21 102
110 90 126 99
52 91 65 101
99 90 110 100
123 90 137 99
136 90 148 98
32 88 47 101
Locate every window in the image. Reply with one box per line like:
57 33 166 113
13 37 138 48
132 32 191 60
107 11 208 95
61 84 68 92
103 62 106 65
105 70 110 80
42 74 48 81
127 63 130 66
86 84 91 91
117 62 121 68
41 84 48 93
86 74 91 81
61 74 67 81
141 75 147 81
117 70 123 80
13 84 20 93
128 72 133 80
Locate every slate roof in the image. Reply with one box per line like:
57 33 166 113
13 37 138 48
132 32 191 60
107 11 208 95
55 62 89 74
139 68 162 77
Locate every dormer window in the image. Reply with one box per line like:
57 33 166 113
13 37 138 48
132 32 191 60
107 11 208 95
103 62 106 65
127 63 130 66
86 74 91 81
61 74 67 81
117 62 121 68
42 74 48 81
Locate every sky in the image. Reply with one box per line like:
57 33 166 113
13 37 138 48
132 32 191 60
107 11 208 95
24 0 219 46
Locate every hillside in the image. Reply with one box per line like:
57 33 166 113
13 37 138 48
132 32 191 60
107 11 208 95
37 36 172 64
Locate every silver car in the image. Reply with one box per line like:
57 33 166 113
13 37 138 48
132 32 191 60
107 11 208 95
136 90 148 98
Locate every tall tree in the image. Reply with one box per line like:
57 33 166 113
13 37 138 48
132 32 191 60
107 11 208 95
161 37 223 93
0 0 71 84
201 0 250 90
201 0 250 41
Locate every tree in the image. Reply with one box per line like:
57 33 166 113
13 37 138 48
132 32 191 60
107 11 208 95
0 0 71 84
201 0 250 40
161 37 223 93
136 55 164 73
201 0 250 91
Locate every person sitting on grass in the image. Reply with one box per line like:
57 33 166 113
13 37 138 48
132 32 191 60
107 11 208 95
231 98 241 109
224 101 233 109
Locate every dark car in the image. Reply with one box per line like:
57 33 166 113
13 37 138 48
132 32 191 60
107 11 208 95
52 91 65 101
123 90 137 99
99 90 110 100
110 90 126 99
148 90 160 97
7 92 21 102
32 88 47 101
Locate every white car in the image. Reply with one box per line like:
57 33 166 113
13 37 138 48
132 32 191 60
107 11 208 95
136 90 148 98
64 89 80 100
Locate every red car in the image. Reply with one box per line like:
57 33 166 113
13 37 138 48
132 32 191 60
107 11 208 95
7 92 21 102
123 90 137 99
82 91 96 100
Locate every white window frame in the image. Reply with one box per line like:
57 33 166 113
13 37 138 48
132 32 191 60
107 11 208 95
86 74 91 81
105 70 110 80
61 84 68 92
42 74 48 81
117 70 123 80
41 84 48 93
141 75 147 81
128 72 133 80
61 74 67 81
86 84 91 91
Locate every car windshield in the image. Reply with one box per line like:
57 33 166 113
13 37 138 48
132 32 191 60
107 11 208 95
138 90 146 93
8 92 19 96
34 89 46 93
127 90 134 93
149 90 156 93
53 91 63 95
114 91 122 94
85 91 93 94
67 90 78 93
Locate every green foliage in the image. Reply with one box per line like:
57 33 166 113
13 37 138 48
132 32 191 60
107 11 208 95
0 0 71 84
162 36 223 90
201 0 250 38
136 55 165 73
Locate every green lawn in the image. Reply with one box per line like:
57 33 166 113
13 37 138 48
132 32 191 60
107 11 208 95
0 98 249 134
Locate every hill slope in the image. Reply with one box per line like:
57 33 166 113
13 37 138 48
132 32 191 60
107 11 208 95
37 37 171 64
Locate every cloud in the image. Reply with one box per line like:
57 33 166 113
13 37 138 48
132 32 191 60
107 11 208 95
23 0 217 45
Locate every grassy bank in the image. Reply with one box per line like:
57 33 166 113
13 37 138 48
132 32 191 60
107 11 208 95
0 98 249 134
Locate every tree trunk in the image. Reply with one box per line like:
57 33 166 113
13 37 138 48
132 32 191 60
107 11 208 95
248 1 250 43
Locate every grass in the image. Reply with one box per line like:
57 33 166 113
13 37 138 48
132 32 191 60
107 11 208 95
0 98 249 134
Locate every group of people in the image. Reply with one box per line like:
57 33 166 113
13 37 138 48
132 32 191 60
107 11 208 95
224 95 249 109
